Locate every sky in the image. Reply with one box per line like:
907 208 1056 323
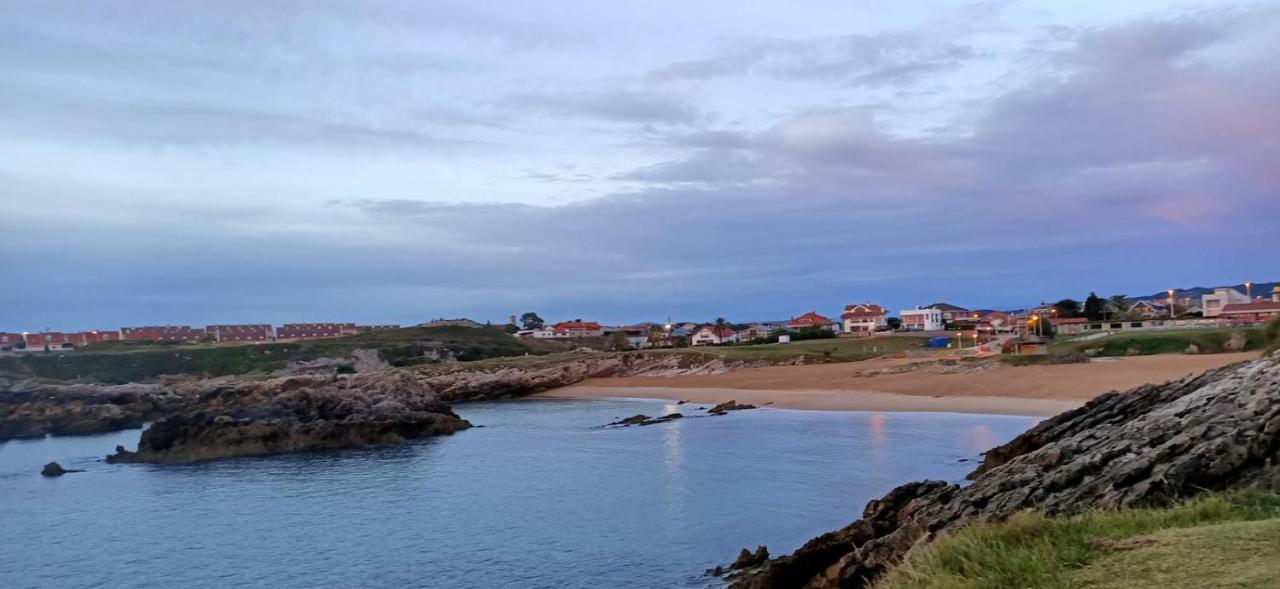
1 0 1278 330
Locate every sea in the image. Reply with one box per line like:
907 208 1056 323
0 398 1038 588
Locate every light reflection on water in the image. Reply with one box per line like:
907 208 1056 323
0 398 1038 588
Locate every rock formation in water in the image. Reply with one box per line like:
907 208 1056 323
709 400 758 415
0 377 187 441
107 371 471 464
729 351 1280 588
606 413 684 427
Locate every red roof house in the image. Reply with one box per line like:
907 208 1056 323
1220 301 1280 324
551 321 604 337
841 304 888 335
787 311 838 331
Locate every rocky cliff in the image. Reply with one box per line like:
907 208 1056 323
0 377 187 440
730 351 1280 588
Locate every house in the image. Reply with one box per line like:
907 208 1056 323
1201 287 1252 317
787 311 839 332
1049 317 1090 335
552 321 605 338
1127 300 1170 319
206 324 274 343
841 304 888 336
0 332 23 349
924 302 970 322
120 325 207 342
691 324 737 346
276 323 359 340
608 325 652 349
1220 299 1280 324
526 327 558 339
421 318 485 328
738 323 782 341
899 307 944 331
23 332 69 349
65 331 122 346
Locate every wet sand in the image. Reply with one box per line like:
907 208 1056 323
539 352 1258 417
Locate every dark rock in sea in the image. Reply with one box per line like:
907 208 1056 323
732 546 770 570
607 413 684 427
107 371 471 464
1 380 186 441
677 400 688 405
708 400 757 415
41 462 67 477
730 351 1280 589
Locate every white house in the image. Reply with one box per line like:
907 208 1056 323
1201 287 1251 317
899 307 944 331
841 304 888 335
691 325 738 346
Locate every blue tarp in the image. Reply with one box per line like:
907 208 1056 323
926 336 952 348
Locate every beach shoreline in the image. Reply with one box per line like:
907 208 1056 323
533 352 1260 417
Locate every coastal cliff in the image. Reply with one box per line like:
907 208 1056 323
730 350 1280 588
0 377 186 440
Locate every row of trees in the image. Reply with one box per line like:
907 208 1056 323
1051 293 1168 321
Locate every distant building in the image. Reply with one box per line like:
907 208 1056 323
1049 317 1090 335
23 332 69 349
738 323 782 341
120 325 206 342
206 324 274 343
276 323 358 340
1201 287 1252 317
65 331 122 346
0 332 23 349
787 311 839 331
551 321 605 338
1220 301 1280 324
421 318 485 328
923 302 970 322
691 325 737 346
357 325 401 333
841 304 888 336
1127 300 1169 319
899 307 944 331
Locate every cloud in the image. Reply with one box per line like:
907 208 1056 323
506 89 706 125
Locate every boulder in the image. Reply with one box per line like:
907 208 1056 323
40 462 67 477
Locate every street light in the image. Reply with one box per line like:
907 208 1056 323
1246 282 1253 299
1167 289 1175 319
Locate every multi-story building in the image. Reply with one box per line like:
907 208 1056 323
899 307 944 331
0 332 23 349
358 325 402 333
65 331 122 346
24 332 69 349
923 302 970 322
276 323 359 340
120 325 207 342
551 321 605 338
691 325 737 346
1201 287 1252 317
841 304 888 336
787 311 839 331
206 324 274 343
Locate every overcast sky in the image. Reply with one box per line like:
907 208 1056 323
2 1 1277 330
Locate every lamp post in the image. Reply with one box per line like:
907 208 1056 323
1167 289 1175 319
1246 282 1253 299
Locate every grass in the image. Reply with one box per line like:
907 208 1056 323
648 335 934 364
1049 328 1265 357
0 326 573 384
875 492 1280 589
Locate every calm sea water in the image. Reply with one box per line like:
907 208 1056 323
0 398 1037 588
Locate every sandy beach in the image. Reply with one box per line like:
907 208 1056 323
538 352 1259 416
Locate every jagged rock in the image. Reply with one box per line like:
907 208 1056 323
709 400 757 415
1224 330 1248 352
731 352 1280 589
107 371 471 464
1 380 182 441
607 413 684 427
731 546 770 570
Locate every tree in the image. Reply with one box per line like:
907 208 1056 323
1052 298 1081 318
519 312 544 330
1107 295 1130 318
714 317 728 328
1082 292 1106 321
606 331 632 351
503 323 519 334
886 317 902 330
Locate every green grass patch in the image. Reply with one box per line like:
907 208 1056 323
0 326 569 384
876 492 1280 589
1050 328 1265 357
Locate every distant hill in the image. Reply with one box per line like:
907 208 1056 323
1129 282 1278 302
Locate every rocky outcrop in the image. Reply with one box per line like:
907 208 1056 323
709 400 757 415
730 352 1280 588
607 413 684 427
41 461 80 476
107 371 470 464
0 378 186 441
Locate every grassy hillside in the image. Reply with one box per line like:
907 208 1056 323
876 492 1280 589
0 326 569 384
1051 328 1265 356
653 335 933 363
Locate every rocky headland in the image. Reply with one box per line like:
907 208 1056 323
727 350 1280 588
0 377 186 440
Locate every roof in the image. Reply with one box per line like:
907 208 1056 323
1221 301 1280 314
553 321 602 332
924 302 969 312
695 324 736 337
788 311 836 327
1049 317 1089 325
842 304 887 319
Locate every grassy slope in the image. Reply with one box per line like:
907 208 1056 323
876 492 1280 589
0 326 572 383
652 335 933 363
1050 327 1265 356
